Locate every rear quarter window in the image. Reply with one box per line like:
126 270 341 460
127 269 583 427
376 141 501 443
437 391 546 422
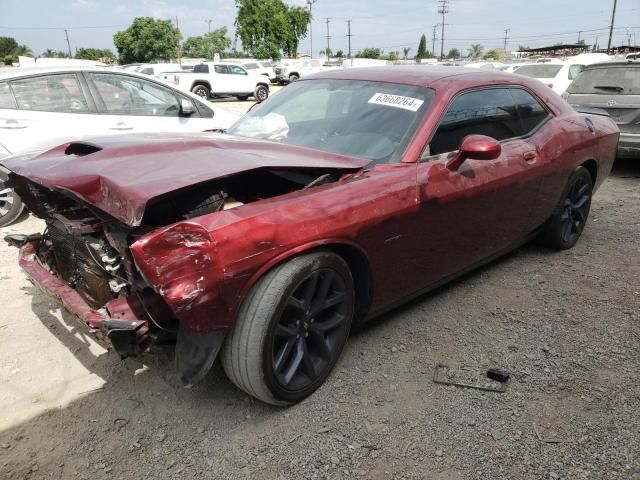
193 64 210 74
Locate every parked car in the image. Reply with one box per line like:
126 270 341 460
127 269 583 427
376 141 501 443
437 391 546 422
0 67 240 226
515 54 611 94
135 63 182 78
159 62 270 102
3 66 618 405
273 59 323 84
242 60 276 83
565 61 639 158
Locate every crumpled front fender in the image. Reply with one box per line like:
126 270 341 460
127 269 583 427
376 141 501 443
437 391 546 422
130 222 227 332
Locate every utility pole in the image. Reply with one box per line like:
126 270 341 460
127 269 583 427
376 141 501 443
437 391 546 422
432 24 438 57
503 28 510 51
324 17 332 61
607 0 617 54
346 19 352 58
64 29 72 58
577 30 582 42
306 0 317 57
437 0 449 61
205 19 212 34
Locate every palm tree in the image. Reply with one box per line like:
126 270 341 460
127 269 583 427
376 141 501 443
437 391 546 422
15 44 33 57
468 44 483 59
403 47 411 60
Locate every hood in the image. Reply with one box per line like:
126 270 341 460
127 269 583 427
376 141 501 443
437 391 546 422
3 133 367 227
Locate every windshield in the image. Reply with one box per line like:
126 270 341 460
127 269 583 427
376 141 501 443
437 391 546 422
227 79 434 164
516 64 563 79
567 66 640 95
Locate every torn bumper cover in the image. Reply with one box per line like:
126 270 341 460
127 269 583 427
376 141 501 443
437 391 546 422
17 241 150 357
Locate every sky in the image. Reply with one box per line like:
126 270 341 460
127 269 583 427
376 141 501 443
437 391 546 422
0 0 638 58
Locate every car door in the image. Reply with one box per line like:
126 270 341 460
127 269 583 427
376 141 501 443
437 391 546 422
86 72 215 134
0 72 102 156
412 87 546 288
228 65 252 93
213 65 233 93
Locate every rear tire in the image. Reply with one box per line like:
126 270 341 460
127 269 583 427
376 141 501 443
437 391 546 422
540 166 593 250
191 84 210 99
253 85 269 103
0 178 24 228
221 251 354 405
289 73 299 82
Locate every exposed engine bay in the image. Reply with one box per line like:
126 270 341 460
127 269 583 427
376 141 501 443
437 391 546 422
8 166 344 355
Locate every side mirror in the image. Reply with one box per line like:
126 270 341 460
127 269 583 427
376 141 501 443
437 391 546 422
446 135 501 171
180 98 194 115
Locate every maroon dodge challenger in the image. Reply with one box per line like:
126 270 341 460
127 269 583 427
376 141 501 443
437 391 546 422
3 67 618 405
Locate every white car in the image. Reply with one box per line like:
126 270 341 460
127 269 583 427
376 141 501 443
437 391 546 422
0 67 240 225
273 59 324 84
515 54 612 94
135 63 184 78
242 60 276 83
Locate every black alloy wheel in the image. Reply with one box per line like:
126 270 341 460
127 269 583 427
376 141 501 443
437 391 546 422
269 268 350 392
559 173 592 244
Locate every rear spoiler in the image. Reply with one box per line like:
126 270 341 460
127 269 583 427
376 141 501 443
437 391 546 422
573 106 610 117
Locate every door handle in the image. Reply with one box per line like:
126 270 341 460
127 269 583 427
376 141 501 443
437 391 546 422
0 120 27 129
523 151 537 162
109 122 133 131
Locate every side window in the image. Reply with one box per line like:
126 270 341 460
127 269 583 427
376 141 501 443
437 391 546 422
139 67 154 75
214 65 229 74
568 64 584 80
193 64 210 74
429 88 520 156
229 66 247 75
508 88 549 136
0 82 17 109
9 74 88 113
91 74 180 117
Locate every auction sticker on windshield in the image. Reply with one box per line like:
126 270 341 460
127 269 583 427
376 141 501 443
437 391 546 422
368 93 424 112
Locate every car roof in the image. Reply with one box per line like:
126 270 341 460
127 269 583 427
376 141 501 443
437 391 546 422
308 65 524 87
582 61 640 69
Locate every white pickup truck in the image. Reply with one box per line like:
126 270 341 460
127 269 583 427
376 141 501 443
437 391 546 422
160 62 270 102
273 59 324 84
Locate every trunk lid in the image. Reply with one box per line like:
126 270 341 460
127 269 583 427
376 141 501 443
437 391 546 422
2 133 368 226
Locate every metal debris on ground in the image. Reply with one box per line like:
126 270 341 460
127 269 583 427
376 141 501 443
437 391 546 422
433 363 510 393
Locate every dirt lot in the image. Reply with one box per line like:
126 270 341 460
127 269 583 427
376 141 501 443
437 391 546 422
0 157 638 480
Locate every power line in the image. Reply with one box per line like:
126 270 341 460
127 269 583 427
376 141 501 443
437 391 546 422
607 0 617 53
324 17 332 60
346 19 353 58
64 29 72 57
437 0 449 60
0 24 129 30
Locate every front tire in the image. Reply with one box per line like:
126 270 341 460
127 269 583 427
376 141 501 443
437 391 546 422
289 73 299 82
191 84 210 99
0 181 24 227
540 166 593 250
221 251 354 405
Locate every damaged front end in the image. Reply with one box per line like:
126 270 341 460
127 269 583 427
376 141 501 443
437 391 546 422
4 143 360 385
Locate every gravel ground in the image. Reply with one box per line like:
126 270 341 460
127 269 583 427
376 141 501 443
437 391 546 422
0 156 638 480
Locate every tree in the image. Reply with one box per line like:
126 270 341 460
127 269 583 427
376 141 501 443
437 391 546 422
447 48 460 58
403 47 411 59
319 48 333 58
468 43 484 59
234 0 310 60
416 34 427 59
183 27 232 58
483 49 500 60
0 37 19 57
518 45 530 51
75 48 115 61
335 50 344 58
387 51 399 61
356 48 381 59
42 49 68 58
113 17 180 64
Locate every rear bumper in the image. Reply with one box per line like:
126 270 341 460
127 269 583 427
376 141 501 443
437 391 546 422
19 241 150 357
618 133 640 158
